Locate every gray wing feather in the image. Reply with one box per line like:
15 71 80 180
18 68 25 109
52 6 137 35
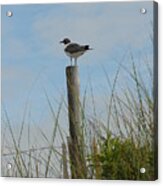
65 43 86 54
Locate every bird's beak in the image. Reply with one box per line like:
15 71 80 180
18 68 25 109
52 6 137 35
60 40 63 44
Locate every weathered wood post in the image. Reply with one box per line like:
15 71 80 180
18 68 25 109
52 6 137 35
66 66 87 178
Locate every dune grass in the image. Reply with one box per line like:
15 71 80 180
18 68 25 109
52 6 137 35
1 53 156 180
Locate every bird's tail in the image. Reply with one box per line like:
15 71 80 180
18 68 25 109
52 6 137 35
84 45 93 50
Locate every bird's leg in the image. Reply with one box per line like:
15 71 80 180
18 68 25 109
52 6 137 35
75 58 77 66
73 58 75 66
70 57 72 66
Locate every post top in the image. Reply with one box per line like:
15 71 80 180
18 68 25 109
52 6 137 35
66 66 79 70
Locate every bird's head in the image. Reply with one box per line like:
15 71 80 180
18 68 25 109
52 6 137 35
60 38 71 45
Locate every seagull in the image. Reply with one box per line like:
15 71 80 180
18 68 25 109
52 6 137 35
60 38 92 66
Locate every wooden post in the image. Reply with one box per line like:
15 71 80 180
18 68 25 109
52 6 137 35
66 66 87 179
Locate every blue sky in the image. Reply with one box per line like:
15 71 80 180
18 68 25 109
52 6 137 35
1 1 154 131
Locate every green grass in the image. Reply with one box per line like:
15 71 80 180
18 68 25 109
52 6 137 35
1 53 156 180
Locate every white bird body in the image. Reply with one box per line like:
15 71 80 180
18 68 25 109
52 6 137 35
65 50 85 58
60 38 92 66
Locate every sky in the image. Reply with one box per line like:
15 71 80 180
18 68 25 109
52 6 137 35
1 1 154 144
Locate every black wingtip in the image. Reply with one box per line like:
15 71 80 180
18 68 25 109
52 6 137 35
85 45 93 50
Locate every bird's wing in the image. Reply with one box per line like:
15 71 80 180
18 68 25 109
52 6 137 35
65 43 86 54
